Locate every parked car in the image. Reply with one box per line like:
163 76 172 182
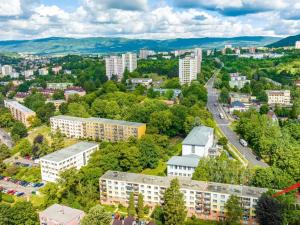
0 175 4 180
15 192 25 196
7 190 16 195
239 139 248 147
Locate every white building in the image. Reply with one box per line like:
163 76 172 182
139 49 155 59
52 66 62 74
39 68 49 76
105 56 124 80
295 41 300 49
179 56 198 85
10 72 19 79
128 78 153 88
266 90 291 106
40 142 99 182
193 48 202 73
122 52 137 72
182 126 214 157
167 155 200 178
229 73 250 89
22 70 34 78
100 171 267 224
1 65 13 77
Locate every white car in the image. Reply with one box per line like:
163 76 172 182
240 139 248 147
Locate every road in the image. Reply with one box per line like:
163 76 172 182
0 128 13 148
206 75 268 167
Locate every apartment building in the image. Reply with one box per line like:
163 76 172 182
295 41 300 49
179 56 198 85
4 100 36 127
38 68 49 76
1 65 13 77
193 48 202 73
52 66 62 74
40 142 99 182
22 70 34 78
39 204 85 225
128 78 153 88
47 83 73 89
229 73 250 89
182 126 214 157
122 52 137 72
105 56 124 80
167 155 200 178
139 49 155 59
100 171 267 225
50 115 146 141
266 90 291 106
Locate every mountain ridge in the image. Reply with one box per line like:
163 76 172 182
267 34 300 48
0 36 282 55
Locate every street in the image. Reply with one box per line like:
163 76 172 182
206 75 268 167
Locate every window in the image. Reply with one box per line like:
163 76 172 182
191 145 195 154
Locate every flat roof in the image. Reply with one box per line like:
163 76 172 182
51 115 146 127
167 155 200 167
101 171 268 198
4 100 35 114
41 141 98 162
40 204 84 223
182 126 213 146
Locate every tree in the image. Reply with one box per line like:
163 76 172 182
51 131 64 151
163 178 187 225
259 104 269 115
127 192 136 217
10 202 39 225
13 139 32 157
0 144 10 161
24 93 46 111
67 103 90 118
219 87 229 103
59 102 68 114
137 193 144 219
11 122 27 140
36 102 55 123
81 205 111 225
52 90 65 100
217 137 228 146
256 194 283 225
224 195 242 225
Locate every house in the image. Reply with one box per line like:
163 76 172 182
182 126 214 157
39 204 85 225
229 92 252 104
229 73 250 89
266 90 291 106
228 101 247 114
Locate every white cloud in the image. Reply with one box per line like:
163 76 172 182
0 0 22 16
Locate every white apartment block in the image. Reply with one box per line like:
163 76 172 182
194 48 202 73
295 41 300 49
4 100 36 127
139 49 155 59
52 66 62 74
182 126 214 158
266 90 291 106
22 70 34 78
167 155 200 178
128 78 153 88
105 56 124 80
229 73 250 89
122 52 137 72
1 65 13 77
100 171 267 225
179 56 198 85
40 142 99 182
39 68 49 76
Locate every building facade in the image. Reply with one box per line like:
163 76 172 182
50 115 146 141
4 100 36 127
122 52 137 72
105 56 124 80
229 73 250 89
1 65 13 77
47 83 74 89
139 49 155 59
100 171 267 225
182 126 214 158
39 204 85 225
266 90 291 105
179 56 198 85
193 48 202 73
40 142 99 182
167 155 200 178
38 68 49 76
295 41 300 49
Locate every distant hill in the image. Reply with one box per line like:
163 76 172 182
0 36 281 55
267 34 300 48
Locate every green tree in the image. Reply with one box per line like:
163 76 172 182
219 87 229 103
11 122 27 140
67 102 90 118
137 193 144 219
163 178 187 225
224 195 242 225
13 139 32 157
217 137 228 146
24 93 46 111
36 102 56 123
81 205 111 225
259 104 269 114
149 110 173 135
51 131 64 151
256 194 283 225
127 192 136 216
52 90 65 100
10 201 39 225
0 144 10 161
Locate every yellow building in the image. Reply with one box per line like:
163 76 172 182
4 100 36 127
50 115 146 141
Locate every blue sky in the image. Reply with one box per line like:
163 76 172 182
0 0 299 40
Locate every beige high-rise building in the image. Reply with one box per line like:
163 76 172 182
105 56 124 80
100 171 267 225
179 56 198 85
1 65 13 77
122 52 137 72
50 115 146 141
4 100 36 127
139 49 155 59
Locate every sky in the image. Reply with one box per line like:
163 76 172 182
0 0 300 40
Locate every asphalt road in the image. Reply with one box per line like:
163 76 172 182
206 75 268 167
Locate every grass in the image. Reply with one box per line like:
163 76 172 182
30 195 45 209
142 160 166 176
12 167 41 182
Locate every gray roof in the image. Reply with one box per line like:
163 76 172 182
41 141 98 162
101 171 268 198
4 100 35 113
167 155 200 167
40 204 84 223
182 126 213 146
51 115 146 127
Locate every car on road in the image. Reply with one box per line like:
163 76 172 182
256 156 261 161
219 113 225 119
15 192 25 196
7 190 16 195
214 103 218 107
239 139 248 147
